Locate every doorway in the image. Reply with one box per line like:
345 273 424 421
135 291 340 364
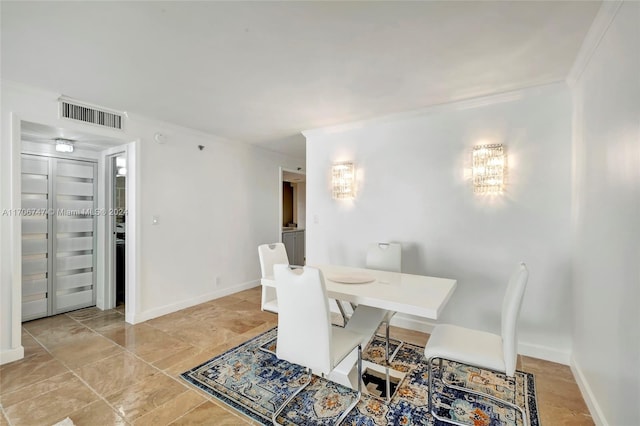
279 168 306 266
112 155 127 308
18 120 130 321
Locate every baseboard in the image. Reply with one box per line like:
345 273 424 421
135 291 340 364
389 313 436 334
0 346 24 365
570 356 608 426
130 280 260 324
518 341 570 365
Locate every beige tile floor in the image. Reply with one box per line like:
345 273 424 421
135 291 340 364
0 287 593 425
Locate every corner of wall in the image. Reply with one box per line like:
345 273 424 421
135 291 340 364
570 356 609 426
566 1 623 87
0 346 24 366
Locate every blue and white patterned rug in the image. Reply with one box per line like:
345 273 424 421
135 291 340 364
181 327 539 425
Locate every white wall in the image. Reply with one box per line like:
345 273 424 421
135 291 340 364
570 2 640 424
126 117 303 319
296 182 306 229
305 83 573 363
0 81 303 363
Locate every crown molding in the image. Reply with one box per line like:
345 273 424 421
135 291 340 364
303 81 566 139
566 1 624 88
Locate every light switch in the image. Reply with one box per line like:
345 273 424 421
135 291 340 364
313 214 319 224
152 216 159 225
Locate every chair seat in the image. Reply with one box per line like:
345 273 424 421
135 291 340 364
330 326 367 373
424 324 506 374
345 305 394 345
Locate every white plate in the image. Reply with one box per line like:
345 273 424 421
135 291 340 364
326 273 375 284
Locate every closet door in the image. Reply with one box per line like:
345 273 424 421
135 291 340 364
53 159 97 314
21 155 51 321
21 155 97 321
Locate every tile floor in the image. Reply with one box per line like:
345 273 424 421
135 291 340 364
0 287 593 425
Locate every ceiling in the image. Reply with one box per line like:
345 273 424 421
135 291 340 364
1 1 600 159
21 121 127 151
283 170 306 183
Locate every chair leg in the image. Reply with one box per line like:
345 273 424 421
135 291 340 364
358 344 362 394
429 358 528 426
440 378 528 426
335 344 362 426
272 368 313 426
427 357 435 416
385 321 391 402
335 300 349 326
385 321 390 361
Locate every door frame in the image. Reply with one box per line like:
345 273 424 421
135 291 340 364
103 150 125 310
278 167 306 243
1 112 139 365
100 142 138 324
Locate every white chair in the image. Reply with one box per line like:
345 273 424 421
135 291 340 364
258 243 289 313
366 242 402 273
363 243 402 351
272 265 364 425
424 262 529 426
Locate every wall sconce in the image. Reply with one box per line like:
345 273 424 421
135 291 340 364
332 162 355 199
54 138 74 153
472 144 505 194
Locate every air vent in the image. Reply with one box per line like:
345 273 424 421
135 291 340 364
59 97 124 130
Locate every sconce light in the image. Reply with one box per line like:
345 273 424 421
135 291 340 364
472 144 505 194
54 138 75 153
332 162 355 199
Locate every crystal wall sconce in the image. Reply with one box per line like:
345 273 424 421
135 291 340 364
472 144 505 194
332 162 355 199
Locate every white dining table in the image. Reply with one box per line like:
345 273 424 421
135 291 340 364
261 264 457 321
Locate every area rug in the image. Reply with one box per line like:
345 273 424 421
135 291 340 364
181 327 539 425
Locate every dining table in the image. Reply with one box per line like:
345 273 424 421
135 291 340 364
261 263 457 322
260 263 457 396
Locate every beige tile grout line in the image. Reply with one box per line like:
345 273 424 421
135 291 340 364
136 306 273 424
64 310 203 424
139 314 270 424
17 305 353 425
1 404 14 426
11 301 263 425
65 309 245 423
20 313 133 425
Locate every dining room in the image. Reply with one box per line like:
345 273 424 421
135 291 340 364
0 1 638 425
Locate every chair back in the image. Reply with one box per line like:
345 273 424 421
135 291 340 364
274 265 333 374
366 243 401 272
258 243 289 278
501 262 529 376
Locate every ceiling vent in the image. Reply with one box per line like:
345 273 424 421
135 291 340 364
59 96 125 130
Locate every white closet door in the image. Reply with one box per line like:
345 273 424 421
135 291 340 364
21 155 97 321
53 158 97 314
21 155 50 321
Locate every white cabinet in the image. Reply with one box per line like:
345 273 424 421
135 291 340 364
282 229 305 266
